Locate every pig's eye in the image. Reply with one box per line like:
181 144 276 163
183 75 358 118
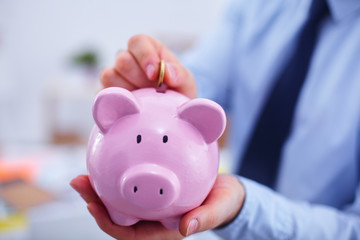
163 135 168 143
137 135 142 143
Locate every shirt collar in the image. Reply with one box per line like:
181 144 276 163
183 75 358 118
327 0 360 21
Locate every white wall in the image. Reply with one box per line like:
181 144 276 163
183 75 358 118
0 0 228 144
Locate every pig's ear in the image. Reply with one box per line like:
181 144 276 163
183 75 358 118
93 87 140 133
177 99 226 144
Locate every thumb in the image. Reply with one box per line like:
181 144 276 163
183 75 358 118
179 175 245 237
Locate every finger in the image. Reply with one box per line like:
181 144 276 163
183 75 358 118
114 51 156 88
128 34 161 81
70 175 102 204
128 34 197 98
101 67 137 90
179 175 245 236
87 202 135 240
133 221 183 240
88 203 183 240
164 62 197 99
131 38 188 89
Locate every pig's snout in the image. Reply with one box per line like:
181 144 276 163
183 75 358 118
121 164 180 210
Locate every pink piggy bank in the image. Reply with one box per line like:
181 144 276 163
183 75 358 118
86 87 226 230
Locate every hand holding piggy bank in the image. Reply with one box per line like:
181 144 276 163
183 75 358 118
87 87 226 230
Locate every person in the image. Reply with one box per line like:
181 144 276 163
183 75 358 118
70 0 360 239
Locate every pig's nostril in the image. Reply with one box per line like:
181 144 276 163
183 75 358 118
134 186 138 193
160 188 163 195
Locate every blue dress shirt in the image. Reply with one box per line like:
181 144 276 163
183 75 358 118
182 0 360 239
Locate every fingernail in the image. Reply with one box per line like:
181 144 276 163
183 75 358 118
166 63 178 84
146 64 155 79
186 219 199 236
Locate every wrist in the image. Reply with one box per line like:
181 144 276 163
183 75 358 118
219 175 246 227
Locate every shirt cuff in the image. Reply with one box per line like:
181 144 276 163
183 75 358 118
213 176 293 239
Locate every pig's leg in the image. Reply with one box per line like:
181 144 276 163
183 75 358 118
160 217 181 230
108 210 139 226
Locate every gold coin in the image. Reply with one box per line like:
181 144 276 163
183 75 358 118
157 60 165 87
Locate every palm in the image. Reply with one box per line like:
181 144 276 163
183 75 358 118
71 174 245 239
70 175 183 240
123 221 182 240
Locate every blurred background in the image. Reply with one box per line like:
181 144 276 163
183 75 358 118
0 0 229 239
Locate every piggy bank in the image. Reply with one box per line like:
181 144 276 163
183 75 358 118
86 87 226 230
